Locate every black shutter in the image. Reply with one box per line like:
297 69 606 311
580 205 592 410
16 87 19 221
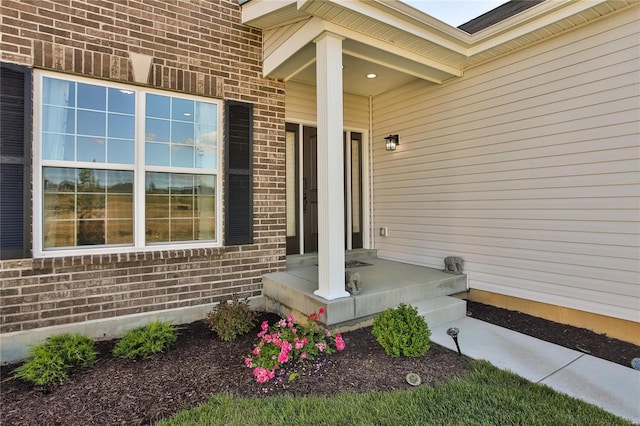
225 101 253 245
1 63 31 259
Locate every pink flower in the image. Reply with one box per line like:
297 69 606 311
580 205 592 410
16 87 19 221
278 319 287 327
291 328 297 334
315 342 327 352
300 352 307 359
277 351 289 363
309 313 317 321
335 334 345 351
261 321 269 331
325 329 332 337
253 367 275 383
244 357 253 368
287 315 295 322
252 346 261 355
318 307 325 314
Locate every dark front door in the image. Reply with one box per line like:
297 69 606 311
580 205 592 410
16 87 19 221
285 124 364 255
303 126 318 253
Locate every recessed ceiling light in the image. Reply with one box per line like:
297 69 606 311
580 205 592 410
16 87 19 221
366 73 377 79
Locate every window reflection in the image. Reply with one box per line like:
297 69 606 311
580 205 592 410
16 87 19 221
42 167 134 248
145 172 215 243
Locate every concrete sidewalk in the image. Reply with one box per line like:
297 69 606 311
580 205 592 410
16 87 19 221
430 317 640 423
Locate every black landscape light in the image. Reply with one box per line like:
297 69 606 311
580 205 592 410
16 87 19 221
447 326 461 356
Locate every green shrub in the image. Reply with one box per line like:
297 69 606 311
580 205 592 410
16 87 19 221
112 321 178 359
204 295 257 341
12 333 97 386
371 303 431 357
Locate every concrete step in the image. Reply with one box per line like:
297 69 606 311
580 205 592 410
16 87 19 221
411 296 467 328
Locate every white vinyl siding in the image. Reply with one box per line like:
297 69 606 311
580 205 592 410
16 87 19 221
285 81 369 129
372 8 640 322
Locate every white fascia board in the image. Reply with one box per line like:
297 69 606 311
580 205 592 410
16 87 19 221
263 17 326 77
242 0 297 25
299 0 470 55
468 0 609 55
326 22 462 78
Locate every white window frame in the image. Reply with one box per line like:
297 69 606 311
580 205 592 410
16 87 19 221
33 70 223 258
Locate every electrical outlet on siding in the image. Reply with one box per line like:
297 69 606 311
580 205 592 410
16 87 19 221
379 227 388 237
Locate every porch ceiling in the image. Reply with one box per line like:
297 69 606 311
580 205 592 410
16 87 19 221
242 0 635 97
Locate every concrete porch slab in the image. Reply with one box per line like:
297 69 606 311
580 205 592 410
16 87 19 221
263 255 467 327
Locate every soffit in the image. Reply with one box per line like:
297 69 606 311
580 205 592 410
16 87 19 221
243 0 636 95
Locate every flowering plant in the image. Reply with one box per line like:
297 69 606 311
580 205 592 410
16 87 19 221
245 308 346 383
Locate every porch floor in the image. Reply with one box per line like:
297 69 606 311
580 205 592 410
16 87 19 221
263 250 468 330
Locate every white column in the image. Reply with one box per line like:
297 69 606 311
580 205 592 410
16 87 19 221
314 32 349 300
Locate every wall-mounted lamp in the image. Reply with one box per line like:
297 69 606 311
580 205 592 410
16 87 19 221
384 134 399 151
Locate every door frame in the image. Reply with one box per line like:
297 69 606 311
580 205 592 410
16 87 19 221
285 121 371 255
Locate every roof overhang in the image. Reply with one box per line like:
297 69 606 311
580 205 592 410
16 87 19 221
242 0 635 96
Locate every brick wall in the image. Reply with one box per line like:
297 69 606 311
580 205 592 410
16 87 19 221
0 0 286 334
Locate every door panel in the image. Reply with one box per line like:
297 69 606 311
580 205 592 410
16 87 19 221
285 123 364 255
285 124 299 255
303 126 318 253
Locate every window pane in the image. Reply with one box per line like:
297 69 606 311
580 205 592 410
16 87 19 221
146 118 170 142
286 130 296 237
146 94 170 118
145 172 215 243
107 194 133 219
78 194 105 218
77 110 105 136
43 77 75 107
108 88 135 114
42 106 75 134
146 219 169 243
146 142 170 166
43 193 74 219
171 174 194 194
171 145 194 168
106 170 134 193
195 125 217 169
146 172 170 194
108 113 134 139
195 101 216 124
172 121 194 145
146 195 169 219
171 196 193 217
107 139 134 164
77 83 106 110
195 218 215 240
196 196 215 217
196 175 215 195
78 169 106 192
77 136 106 163
77 218 105 245
171 219 193 241
44 220 75 248
42 134 75 161
172 98 194 122
107 220 133 244
43 167 76 192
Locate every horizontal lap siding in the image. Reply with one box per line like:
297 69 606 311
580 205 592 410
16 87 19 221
372 7 640 322
285 81 369 129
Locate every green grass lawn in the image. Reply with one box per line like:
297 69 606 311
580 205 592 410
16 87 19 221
157 360 633 426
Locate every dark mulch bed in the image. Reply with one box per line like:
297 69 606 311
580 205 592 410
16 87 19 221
1 303 638 425
466 301 639 368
